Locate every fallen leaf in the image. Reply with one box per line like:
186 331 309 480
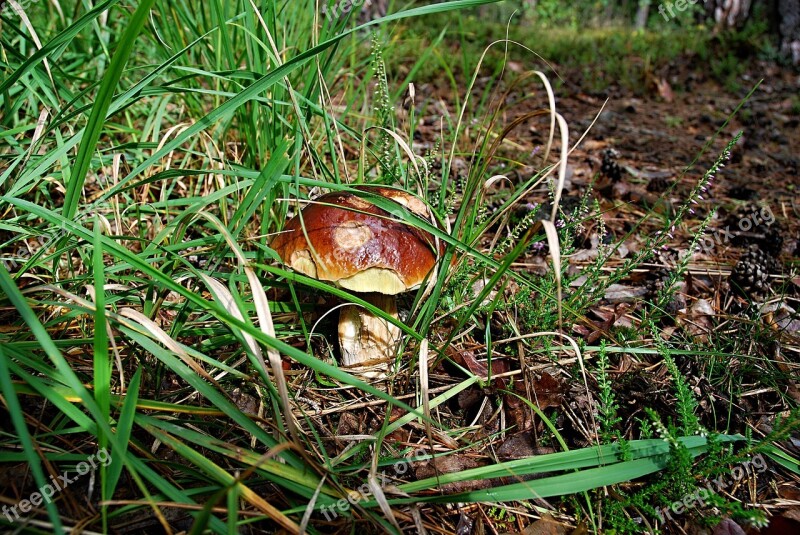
447 346 509 389
760 301 800 339
519 514 568 535
414 455 490 493
604 284 648 303
530 371 564 410
456 511 474 535
711 518 746 535
674 297 715 340
497 430 556 460
656 77 674 102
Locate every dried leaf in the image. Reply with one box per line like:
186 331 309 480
604 284 648 303
414 456 490 493
456 512 474 535
447 346 509 389
519 514 568 535
761 301 800 338
676 298 716 340
711 518 745 535
530 371 564 410
656 77 674 102
497 430 556 460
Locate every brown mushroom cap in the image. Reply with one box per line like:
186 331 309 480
271 187 441 295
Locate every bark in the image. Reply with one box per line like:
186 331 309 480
779 0 800 64
635 0 650 30
704 0 800 64
358 0 388 23
708 0 753 28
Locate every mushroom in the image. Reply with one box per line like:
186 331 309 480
270 186 442 368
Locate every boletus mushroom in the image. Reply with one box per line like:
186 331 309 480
270 186 442 368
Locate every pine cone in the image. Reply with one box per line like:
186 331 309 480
728 185 758 201
644 248 680 301
600 148 622 182
729 246 779 298
646 175 672 193
645 267 674 300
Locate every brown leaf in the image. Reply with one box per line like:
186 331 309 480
761 302 800 339
447 346 510 389
530 372 564 410
586 330 603 344
604 284 648 303
458 387 484 411
783 509 800 523
456 511 474 535
448 346 487 377
589 306 617 326
677 298 716 340
777 484 800 501
413 455 490 493
712 518 746 535
571 324 592 338
497 430 556 460
755 511 800 535
519 514 568 535
578 304 633 342
656 77 674 102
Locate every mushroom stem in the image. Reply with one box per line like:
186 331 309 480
338 292 401 367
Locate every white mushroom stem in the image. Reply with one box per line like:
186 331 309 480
338 293 401 367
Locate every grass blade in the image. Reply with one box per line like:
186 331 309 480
62 0 157 219
0 345 64 531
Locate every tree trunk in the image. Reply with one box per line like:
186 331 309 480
634 0 650 30
779 0 800 64
706 0 753 28
705 0 799 64
358 0 388 23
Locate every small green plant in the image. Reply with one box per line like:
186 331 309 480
596 342 625 446
665 115 684 128
369 35 400 181
487 504 517 528
791 95 800 115
656 335 702 435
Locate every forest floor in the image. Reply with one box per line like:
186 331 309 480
364 34 800 533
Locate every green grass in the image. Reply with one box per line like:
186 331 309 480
387 15 778 94
1 1 798 533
